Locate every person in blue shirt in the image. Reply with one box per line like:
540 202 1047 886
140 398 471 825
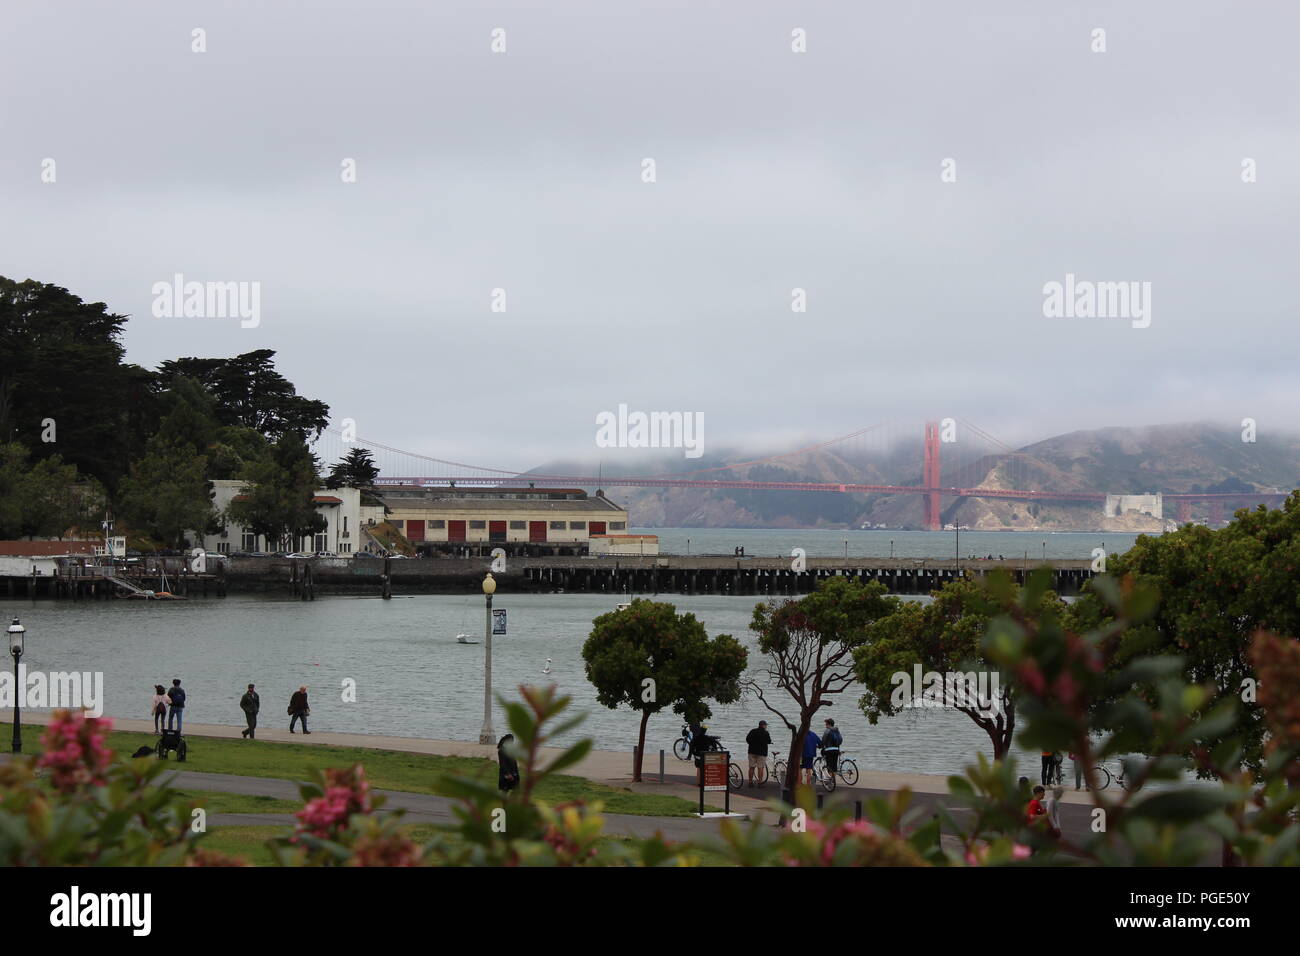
800 727 821 786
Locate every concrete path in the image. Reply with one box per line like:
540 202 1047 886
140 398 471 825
18 710 1099 806
19 711 1112 846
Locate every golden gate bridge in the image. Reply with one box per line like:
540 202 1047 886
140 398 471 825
312 419 1287 531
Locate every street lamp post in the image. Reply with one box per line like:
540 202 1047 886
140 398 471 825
9 618 25 753
478 573 497 745
955 522 960 574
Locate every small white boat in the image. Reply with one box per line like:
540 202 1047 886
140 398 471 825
615 602 632 611
456 634 480 644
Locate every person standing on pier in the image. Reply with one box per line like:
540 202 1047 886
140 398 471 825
745 720 772 788
288 685 311 734
166 679 186 733
240 683 260 739
150 684 168 734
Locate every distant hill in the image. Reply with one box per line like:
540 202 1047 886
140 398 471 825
528 423 1300 532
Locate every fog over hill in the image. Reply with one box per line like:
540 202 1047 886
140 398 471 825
528 422 1300 531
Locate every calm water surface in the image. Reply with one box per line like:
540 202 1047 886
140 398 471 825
10 585 1115 778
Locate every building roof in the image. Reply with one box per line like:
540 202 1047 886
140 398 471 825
381 496 625 514
0 541 97 556
312 495 343 504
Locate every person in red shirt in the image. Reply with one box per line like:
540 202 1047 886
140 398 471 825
1026 785 1048 827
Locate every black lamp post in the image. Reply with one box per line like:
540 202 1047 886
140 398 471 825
9 618 25 753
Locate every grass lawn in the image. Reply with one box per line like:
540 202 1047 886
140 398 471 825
1 722 715 817
199 824 737 867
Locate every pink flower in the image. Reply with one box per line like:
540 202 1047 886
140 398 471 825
293 766 373 839
37 710 114 793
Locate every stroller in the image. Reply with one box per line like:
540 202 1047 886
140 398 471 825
156 727 188 762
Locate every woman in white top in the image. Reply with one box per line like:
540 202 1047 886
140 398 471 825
150 684 169 734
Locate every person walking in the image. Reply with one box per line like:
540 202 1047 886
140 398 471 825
166 679 186 733
1070 751 1085 790
497 733 519 793
800 727 821 787
745 720 772 788
150 684 169 734
240 683 260 739
288 685 310 734
821 718 843 780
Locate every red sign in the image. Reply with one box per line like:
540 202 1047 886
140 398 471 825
701 752 728 792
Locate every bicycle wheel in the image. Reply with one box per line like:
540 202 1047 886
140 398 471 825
728 763 744 790
1088 765 1111 790
673 738 690 761
772 760 787 787
819 766 837 792
839 758 858 786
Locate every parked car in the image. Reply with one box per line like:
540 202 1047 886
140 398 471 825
285 552 314 559
313 551 339 558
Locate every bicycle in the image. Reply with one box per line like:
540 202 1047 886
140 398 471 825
770 756 837 792
1085 762 1134 791
673 725 693 761
814 752 859 787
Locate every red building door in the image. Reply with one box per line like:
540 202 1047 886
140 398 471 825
528 521 547 542
489 520 506 543
448 520 466 542
589 521 606 536
406 520 426 542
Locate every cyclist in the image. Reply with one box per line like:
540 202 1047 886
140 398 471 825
745 720 772 788
821 718 843 779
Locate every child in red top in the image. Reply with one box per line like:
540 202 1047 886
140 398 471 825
1026 785 1048 827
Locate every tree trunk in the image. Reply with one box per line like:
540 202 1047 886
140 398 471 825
633 708 651 783
785 718 810 793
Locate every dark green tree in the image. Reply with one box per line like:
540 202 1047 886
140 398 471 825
747 577 898 792
582 599 748 782
0 443 102 540
854 577 1068 760
225 434 326 551
325 448 380 490
0 277 153 490
157 350 329 441
1069 491 1300 779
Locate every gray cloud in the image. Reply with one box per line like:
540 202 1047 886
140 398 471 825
2 0 1296 469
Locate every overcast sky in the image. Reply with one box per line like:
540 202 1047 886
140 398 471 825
3 1 1297 471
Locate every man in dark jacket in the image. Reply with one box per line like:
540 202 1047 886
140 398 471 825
166 679 186 733
240 684 260 739
288 686 310 734
497 734 519 792
745 720 772 788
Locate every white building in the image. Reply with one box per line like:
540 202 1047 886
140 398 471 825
198 479 362 554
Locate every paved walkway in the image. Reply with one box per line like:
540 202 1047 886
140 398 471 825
18 710 1107 842
18 710 1098 808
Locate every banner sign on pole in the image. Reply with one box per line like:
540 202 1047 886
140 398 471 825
492 609 507 635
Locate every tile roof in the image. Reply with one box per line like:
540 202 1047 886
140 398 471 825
0 541 97 556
